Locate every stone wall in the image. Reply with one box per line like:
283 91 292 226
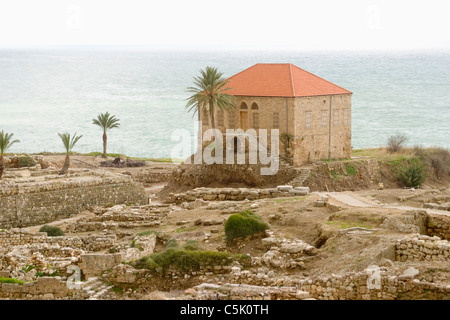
168 185 310 204
0 229 116 252
229 268 449 300
427 215 450 240
293 94 352 164
0 170 147 228
395 234 450 262
0 276 79 300
187 283 311 300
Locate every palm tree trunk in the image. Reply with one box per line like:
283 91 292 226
0 156 5 179
102 131 107 158
58 154 70 175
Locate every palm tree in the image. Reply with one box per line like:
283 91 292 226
58 132 82 175
185 66 236 132
92 112 120 158
0 131 20 179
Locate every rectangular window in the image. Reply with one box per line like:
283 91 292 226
334 110 340 126
253 113 259 129
217 110 224 127
306 111 312 129
344 109 350 126
273 113 279 128
321 111 327 127
228 111 235 128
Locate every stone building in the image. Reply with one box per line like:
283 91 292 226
200 63 352 166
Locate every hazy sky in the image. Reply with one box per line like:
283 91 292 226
1 0 449 50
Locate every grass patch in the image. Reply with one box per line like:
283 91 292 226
175 226 198 233
39 225 64 237
224 210 269 244
0 277 24 285
325 220 374 229
274 197 307 203
345 164 357 176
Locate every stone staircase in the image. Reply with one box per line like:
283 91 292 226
288 168 311 187
80 277 113 300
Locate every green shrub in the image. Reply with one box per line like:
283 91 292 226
0 277 24 285
39 225 65 237
183 240 200 251
134 248 240 273
225 210 269 244
166 238 178 249
397 159 427 187
18 156 37 168
345 164 357 176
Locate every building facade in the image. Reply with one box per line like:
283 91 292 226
199 63 352 166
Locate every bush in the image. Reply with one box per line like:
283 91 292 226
134 248 239 273
0 277 24 285
397 159 427 187
387 134 408 153
18 156 37 168
183 240 200 251
166 238 178 249
225 210 269 244
39 225 65 237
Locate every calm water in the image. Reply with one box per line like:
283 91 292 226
0 47 449 158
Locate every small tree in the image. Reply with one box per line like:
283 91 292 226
387 134 408 153
92 112 120 158
186 66 236 153
57 132 82 175
0 131 20 179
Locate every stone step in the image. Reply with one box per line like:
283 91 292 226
88 285 114 300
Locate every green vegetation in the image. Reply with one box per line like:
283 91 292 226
0 277 24 285
182 240 200 251
57 132 83 175
0 131 20 179
274 197 307 203
134 240 248 274
224 210 269 244
92 112 121 158
39 225 65 237
397 158 427 188
175 226 198 233
345 164 357 176
185 66 236 132
325 220 374 230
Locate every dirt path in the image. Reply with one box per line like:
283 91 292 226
321 191 450 217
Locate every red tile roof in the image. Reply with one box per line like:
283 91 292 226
225 63 352 97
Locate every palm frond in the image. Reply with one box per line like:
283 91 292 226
58 132 82 154
0 131 20 156
92 112 121 131
185 66 236 124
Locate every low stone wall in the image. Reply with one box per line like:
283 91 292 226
0 170 147 228
229 268 450 300
135 169 172 184
0 229 116 252
168 185 310 204
0 277 79 300
427 215 450 240
187 283 311 300
395 234 450 262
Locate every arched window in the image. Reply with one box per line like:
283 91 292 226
251 102 259 110
240 102 248 109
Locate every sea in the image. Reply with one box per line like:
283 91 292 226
0 47 449 158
